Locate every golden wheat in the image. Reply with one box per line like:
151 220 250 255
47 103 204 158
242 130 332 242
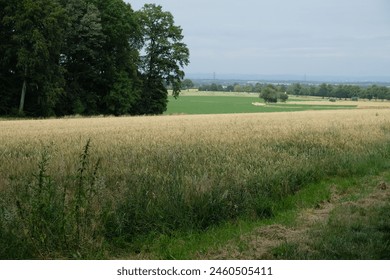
0 109 388 192
0 110 387 156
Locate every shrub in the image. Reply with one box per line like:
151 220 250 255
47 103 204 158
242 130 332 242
278 92 289 102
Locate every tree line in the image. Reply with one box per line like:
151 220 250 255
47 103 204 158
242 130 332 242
0 0 189 117
198 82 390 101
287 83 390 101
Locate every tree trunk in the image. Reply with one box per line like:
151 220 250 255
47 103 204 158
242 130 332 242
19 66 27 115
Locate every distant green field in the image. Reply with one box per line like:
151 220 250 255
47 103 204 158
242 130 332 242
165 95 356 115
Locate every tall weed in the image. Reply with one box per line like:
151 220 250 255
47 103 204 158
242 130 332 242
0 140 106 259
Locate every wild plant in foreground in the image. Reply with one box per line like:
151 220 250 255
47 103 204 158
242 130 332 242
0 140 106 259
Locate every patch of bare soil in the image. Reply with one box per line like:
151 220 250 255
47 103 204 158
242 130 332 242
198 181 390 260
251 102 266 106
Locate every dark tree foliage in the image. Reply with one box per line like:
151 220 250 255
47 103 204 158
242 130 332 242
93 0 142 116
0 0 19 115
0 1 189 117
1 0 66 116
57 0 105 115
58 0 142 116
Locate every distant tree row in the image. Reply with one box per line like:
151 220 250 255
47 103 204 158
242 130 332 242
197 82 390 101
0 0 189 117
286 83 390 101
198 83 262 93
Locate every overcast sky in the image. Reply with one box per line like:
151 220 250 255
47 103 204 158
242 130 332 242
127 0 390 80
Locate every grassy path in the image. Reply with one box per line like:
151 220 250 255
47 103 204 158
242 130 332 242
127 170 390 260
199 172 390 259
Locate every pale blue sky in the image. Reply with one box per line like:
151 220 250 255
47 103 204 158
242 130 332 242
127 0 390 80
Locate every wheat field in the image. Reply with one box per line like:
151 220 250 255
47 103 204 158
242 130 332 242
1 109 389 180
1 109 390 258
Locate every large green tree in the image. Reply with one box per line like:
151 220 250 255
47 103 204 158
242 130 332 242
136 4 189 114
58 0 141 116
58 0 105 115
93 0 142 116
11 0 66 116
